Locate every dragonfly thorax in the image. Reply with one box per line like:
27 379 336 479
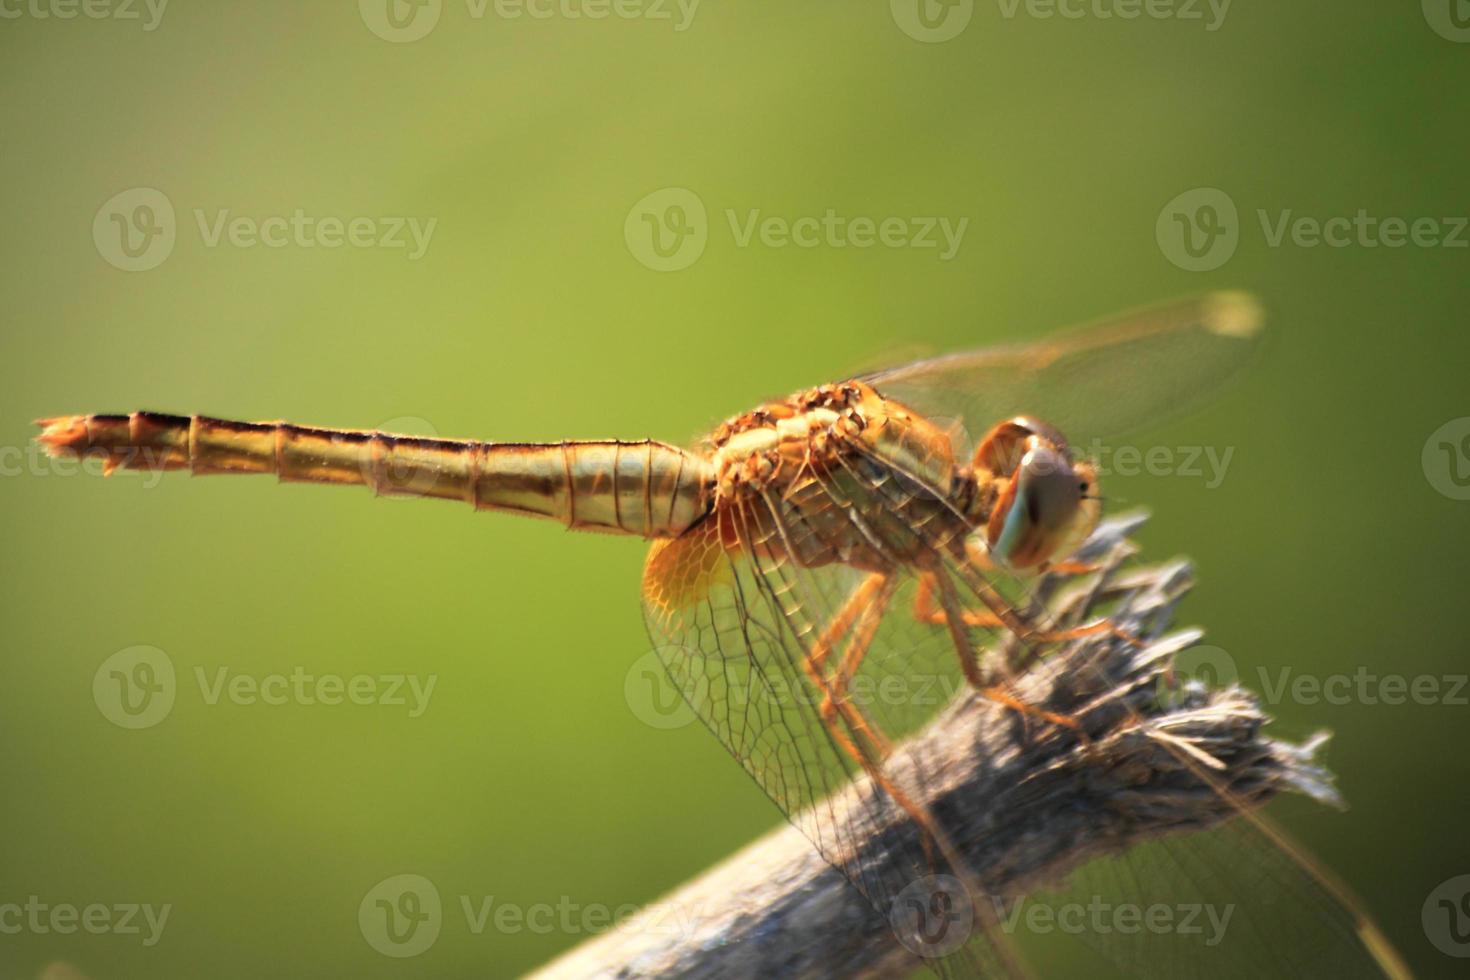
704 381 983 571
711 383 1101 577
708 383 872 501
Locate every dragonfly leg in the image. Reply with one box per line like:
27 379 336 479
923 567 1087 735
914 572 1127 645
1043 558 1103 576
798 574 958 866
806 572 895 760
817 574 899 759
809 572 887 670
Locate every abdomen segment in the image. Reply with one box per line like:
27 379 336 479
34 412 712 539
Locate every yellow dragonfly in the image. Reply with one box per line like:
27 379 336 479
35 293 1407 979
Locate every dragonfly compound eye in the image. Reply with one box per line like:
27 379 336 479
972 415 1070 477
982 441 1099 571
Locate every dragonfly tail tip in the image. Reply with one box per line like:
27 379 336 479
33 415 88 457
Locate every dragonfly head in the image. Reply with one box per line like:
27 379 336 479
970 417 1100 572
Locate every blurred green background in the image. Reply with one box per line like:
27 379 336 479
2 2 1468 978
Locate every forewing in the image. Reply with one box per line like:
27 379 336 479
1006 543 1407 980
860 292 1264 449
643 514 876 872
642 493 1026 979
1022 791 1406 978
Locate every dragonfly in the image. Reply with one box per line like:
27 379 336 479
35 292 1407 979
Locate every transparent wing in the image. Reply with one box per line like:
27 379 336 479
642 400 1403 979
641 470 1032 977
1024 779 1409 979
860 292 1265 449
1012 550 1409 980
642 497 1409 979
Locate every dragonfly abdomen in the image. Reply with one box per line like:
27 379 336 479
485 439 712 537
34 413 713 539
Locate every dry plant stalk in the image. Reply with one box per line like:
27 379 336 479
532 512 1351 980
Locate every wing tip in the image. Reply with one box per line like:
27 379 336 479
1202 291 1265 340
1357 919 1414 980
